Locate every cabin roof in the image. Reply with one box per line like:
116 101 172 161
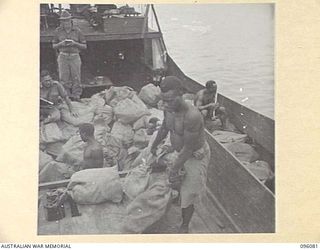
40 17 162 42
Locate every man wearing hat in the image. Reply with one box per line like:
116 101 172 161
52 10 87 101
150 76 211 233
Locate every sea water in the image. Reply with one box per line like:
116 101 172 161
155 4 274 118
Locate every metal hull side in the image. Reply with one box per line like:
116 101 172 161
217 94 275 156
205 131 275 233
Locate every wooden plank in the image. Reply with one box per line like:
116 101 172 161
39 170 129 191
39 180 69 190
205 132 275 233
217 94 274 155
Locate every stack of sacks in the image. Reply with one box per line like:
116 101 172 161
39 84 167 182
40 122 66 144
133 129 149 149
212 130 248 144
56 134 85 166
39 150 53 173
39 161 75 183
104 86 135 107
111 121 134 147
68 166 123 204
39 122 67 158
242 161 274 184
114 97 150 125
122 172 172 233
38 84 178 233
60 101 95 126
213 130 275 185
138 83 161 107
122 162 151 200
57 121 79 141
225 142 259 163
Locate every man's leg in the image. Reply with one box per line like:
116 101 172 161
179 143 211 233
57 54 72 97
216 106 227 129
207 106 215 120
69 54 83 100
180 204 194 233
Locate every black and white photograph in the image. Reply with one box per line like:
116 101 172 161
38 3 275 235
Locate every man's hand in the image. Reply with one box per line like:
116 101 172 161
58 40 68 47
193 147 205 160
207 102 219 109
65 39 77 47
70 107 79 117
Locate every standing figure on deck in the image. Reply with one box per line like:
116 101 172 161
150 76 211 233
78 123 104 170
194 80 227 129
52 10 87 101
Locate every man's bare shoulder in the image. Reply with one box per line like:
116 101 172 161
88 141 103 150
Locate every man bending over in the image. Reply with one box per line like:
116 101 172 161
151 76 211 233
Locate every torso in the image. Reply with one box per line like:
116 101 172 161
40 82 62 105
54 27 83 53
83 141 104 169
195 89 215 106
165 104 205 152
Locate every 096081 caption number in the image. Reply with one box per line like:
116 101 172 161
300 244 318 248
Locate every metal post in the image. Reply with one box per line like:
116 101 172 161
151 4 167 52
141 4 150 38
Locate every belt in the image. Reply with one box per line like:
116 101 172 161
59 52 79 56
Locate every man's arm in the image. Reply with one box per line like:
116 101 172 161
194 92 213 110
171 111 202 172
56 82 78 117
150 113 169 154
52 30 65 50
71 29 87 50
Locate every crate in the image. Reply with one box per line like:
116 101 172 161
103 16 146 34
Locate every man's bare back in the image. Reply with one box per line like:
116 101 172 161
78 123 104 170
83 141 104 169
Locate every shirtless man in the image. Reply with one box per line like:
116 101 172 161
78 123 104 170
40 70 78 124
194 80 227 129
150 76 211 233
